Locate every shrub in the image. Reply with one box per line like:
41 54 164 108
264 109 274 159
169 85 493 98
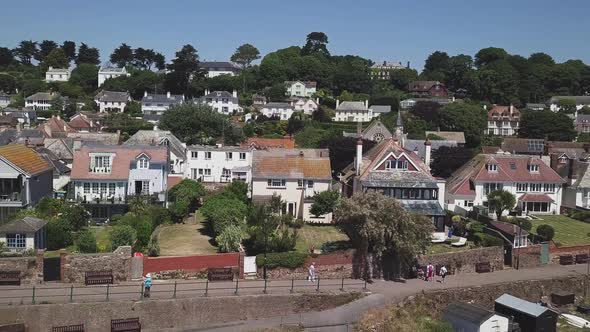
147 238 160 257
516 218 532 231
473 232 504 247
76 229 97 253
46 220 73 250
200 196 248 235
256 252 308 269
570 210 590 222
536 224 555 241
216 224 243 253
110 225 137 248
466 221 485 234
452 217 466 236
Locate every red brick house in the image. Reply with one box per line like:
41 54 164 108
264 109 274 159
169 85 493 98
408 81 449 98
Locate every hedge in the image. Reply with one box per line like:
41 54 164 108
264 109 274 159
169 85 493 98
255 252 308 269
473 232 504 247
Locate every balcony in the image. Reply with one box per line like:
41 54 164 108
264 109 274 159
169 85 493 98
90 167 112 174
0 178 25 206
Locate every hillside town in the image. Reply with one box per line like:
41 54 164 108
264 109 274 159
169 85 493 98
1 22 590 332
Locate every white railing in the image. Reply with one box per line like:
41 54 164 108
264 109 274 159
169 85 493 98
90 167 112 174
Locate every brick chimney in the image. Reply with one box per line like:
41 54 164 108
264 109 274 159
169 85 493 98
424 138 432 168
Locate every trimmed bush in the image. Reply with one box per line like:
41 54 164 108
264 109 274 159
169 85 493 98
536 224 555 241
466 221 485 234
76 229 97 253
473 232 504 247
147 238 160 257
256 251 308 269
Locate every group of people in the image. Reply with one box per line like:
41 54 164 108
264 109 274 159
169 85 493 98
417 263 448 283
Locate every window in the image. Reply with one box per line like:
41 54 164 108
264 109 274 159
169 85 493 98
198 168 211 176
83 183 90 194
529 183 542 192
528 164 539 172
138 158 149 169
100 183 107 195
222 107 229 113
191 151 198 159
516 183 528 192
267 179 286 188
204 152 211 160
108 183 116 196
484 183 502 194
226 152 233 160
385 159 408 170
239 152 246 160
297 180 304 188
91 155 111 173
142 181 149 194
486 164 497 172
191 168 199 179
92 183 99 194
544 183 555 192
464 200 474 207
6 234 26 248
307 180 314 189
409 189 421 199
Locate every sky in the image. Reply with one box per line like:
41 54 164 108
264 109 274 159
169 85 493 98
1 0 589 70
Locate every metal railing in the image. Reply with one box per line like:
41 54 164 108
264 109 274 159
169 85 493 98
0 278 367 306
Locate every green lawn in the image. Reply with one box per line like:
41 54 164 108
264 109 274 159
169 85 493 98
295 224 350 253
427 239 476 255
531 215 590 247
157 212 219 256
91 226 112 252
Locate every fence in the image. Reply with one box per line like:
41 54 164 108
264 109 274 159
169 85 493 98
0 278 367 306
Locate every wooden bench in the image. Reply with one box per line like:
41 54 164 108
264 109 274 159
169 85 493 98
0 271 21 286
560 255 574 265
207 267 233 281
576 254 589 264
475 262 492 273
52 324 84 332
85 270 113 285
111 318 141 332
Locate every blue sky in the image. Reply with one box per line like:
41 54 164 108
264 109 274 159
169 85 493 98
2 0 589 69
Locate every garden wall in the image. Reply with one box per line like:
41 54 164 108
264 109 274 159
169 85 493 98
0 251 44 284
418 246 504 274
258 250 354 280
143 252 242 279
550 243 590 264
513 244 542 268
62 246 132 284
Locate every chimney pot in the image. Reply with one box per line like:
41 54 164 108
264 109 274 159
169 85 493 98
336 99 340 109
232 90 238 98
144 91 148 98
166 91 171 99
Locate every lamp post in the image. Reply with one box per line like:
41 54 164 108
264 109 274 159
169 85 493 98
510 208 522 270
263 212 268 280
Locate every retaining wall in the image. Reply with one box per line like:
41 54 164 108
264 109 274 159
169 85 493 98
62 246 132 284
0 251 43 284
418 246 504 274
143 252 242 279
258 250 354 280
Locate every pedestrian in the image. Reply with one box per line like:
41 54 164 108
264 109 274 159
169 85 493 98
426 263 434 282
143 273 152 298
308 262 316 282
439 265 448 283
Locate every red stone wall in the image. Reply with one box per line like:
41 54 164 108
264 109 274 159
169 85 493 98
143 253 240 275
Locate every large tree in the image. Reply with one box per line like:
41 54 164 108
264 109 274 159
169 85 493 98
487 190 516 219
76 43 100 65
310 190 341 217
0 47 14 66
474 47 508 67
35 40 58 62
61 41 76 63
165 44 203 97
518 110 576 141
439 103 487 147
334 192 433 279
301 32 330 57
70 63 99 94
231 43 260 92
14 40 37 65
41 48 68 71
430 146 475 178
110 43 134 67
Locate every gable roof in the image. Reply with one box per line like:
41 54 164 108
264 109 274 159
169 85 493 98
0 128 44 146
0 144 51 176
200 62 240 71
408 81 445 92
26 92 61 101
285 81 317 88
142 93 184 104
242 137 296 150
337 101 368 111
95 91 130 103
39 116 77 138
125 130 185 158
199 91 239 104
371 105 391 113
67 132 121 145
490 221 529 237
495 294 549 318
443 302 499 326
0 217 48 233
501 138 544 155
252 149 331 180
35 147 70 175
262 102 293 110
425 131 466 144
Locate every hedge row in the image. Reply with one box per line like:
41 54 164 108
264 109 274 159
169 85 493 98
255 251 308 269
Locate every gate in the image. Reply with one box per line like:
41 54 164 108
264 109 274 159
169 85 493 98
503 244 512 266
540 242 550 264
43 257 61 281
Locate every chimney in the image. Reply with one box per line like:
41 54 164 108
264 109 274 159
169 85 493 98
299 150 304 157
316 97 319 104
365 100 369 108
56 114 60 120
48 66 53 71
166 91 171 99
205 89 210 96
424 139 432 168
483 104 487 111
356 138 363 175
144 91 148 98
336 99 340 109
567 158 575 182
406 61 410 68
510 104 514 114
232 90 238 98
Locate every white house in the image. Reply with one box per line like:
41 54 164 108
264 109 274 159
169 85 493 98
125 130 187 176
260 102 295 120
251 149 333 223
45 67 71 82
185 145 251 183
443 302 510 332
141 92 184 123
200 62 240 78
197 90 242 115
289 97 319 115
0 217 48 252
0 93 10 108
333 100 374 122
548 96 590 112
94 91 130 113
446 154 565 215
285 81 317 97
25 92 64 111
98 67 129 86
487 105 520 136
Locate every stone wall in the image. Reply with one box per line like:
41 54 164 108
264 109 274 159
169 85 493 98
418 246 504 274
550 243 590 264
513 244 542 268
0 251 43 284
258 251 354 280
63 246 132 284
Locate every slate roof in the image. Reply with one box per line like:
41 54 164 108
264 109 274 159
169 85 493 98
99 67 126 73
343 120 394 141
262 102 293 110
490 221 529 237
125 130 185 158
501 138 544 154
26 92 60 101
336 101 368 111
200 62 240 71
242 137 296 150
0 144 51 176
443 303 499 326
576 114 590 124
495 294 549 318
67 132 121 145
425 131 466 144
0 128 45 146
252 149 331 180
405 139 457 161
35 147 70 175
0 217 48 234
199 91 238 103
142 93 184 104
400 200 445 215
408 81 445 92
371 105 391 113
142 114 162 122
95 91 130 103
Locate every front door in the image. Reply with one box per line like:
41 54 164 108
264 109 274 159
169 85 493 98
504 244 513 266
43 257 61 281
134 181 143 195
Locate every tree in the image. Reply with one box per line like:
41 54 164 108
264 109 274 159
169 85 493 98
168 179 206 212
110 225 137 248
110 43 134 67
35 40 58 62
431 146 475 178
422 51 450 81
246 202 298 254
231 43 260 91
0 47 14 66
165 44 203 97
61 41 76 63
518 110 576 141
557 98 577 114
410 101 442 126
536 224 555 242
487 190 516 219
439 103 487 147
0 74 18 94
14 40 37 65
21 78 47 97
76 229 97 253
133 47 164 70
200 195 248 236
217 224 243 252
42 48 68 72
153 53 166 70
334 192 434 279
124 100 142 116
70 63 99 94
310 190 340 217
474 47 508 67
102 113 153 137
301 32 330 57
46 220 73 250
76 43 100 65
62 204 89 231
390 68 418 90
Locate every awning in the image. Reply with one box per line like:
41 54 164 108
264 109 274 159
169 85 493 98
518 193 554 203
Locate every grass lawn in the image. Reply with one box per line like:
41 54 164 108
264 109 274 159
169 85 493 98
157 212 218 256
427 239 476 255
531 215 590 247
295 224 350 253
91 226 112 252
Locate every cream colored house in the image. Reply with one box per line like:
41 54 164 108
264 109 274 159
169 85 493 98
0 217 48 252
251 149 333 223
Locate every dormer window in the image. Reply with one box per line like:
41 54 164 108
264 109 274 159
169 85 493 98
486 164 497 172
90 154 112 174
559 156 567 164
138 158 149 169
528 164 539 172
385 159 408 170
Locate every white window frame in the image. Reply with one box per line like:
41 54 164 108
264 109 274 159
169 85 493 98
83 183 90 194
239 152 246 160
267 179 286 188
191 151 198 159
226 152 233 160
138 158 149 169
204 151 211 160
141 181 150 194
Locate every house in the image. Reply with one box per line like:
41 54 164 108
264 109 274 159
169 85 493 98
241 137 296 150
339 129 447 231
25 92 65 111
400 97 455 110
197 90 241 115
425 131 466 146
38 115 77 138
575 114 590 134
487 105 521 136
370 61 406 80
252 94 267 106
333 100 373 122
408 81 448 98
285 81 317 98
70 144 168 219
559 157 590 210
0 114 17 129
525 103 546 111
342 120 393 142
0 145 53 222
141 92 184 123
200 62 240 78
125 130 186 176
68 113 100 132
185 145 251 183
2 108 36 128
488 220 529 248
94 91 130 113
252 149 333 223
260 102 295 120
0 128 45 147
443 302 510 332
35 147 71 191
445 154 564 215
0 93 10 108
289 97 319 115
494 294 557 332
98 67 129 86
45 67 71 82
0 217 48 252
43 132 121 169
548 96 590 113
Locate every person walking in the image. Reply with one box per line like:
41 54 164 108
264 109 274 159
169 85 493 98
426 263 434 282
439 265 448 283
143 273 152 298
308 262 316 282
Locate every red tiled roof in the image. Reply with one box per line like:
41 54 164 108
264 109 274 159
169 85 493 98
0 144 51 176
488 105 520 120
518 193 554 203
167 176 183 190
481 146 501 154
252 149 331 180
39 116 77 137
242 137 296 149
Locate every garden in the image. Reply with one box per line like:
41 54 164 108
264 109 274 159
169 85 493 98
530 214 590 247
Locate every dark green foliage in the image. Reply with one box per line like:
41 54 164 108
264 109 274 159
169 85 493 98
147 238 160 257
255 251 308 269
473 232 504 247
310 190 340 217
318 136 375 174
76 229 97 253
466 221 485 234
76 42 100 65
200 195 248 236
46 220 73 250
430 146 475 178
70 64 99 94
110 225 137 248
515 218 533 232
167 179 206 221
536 224 555 241
221 181 249 204
518 110 577 141
439 103 487 147
102 113 153 137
